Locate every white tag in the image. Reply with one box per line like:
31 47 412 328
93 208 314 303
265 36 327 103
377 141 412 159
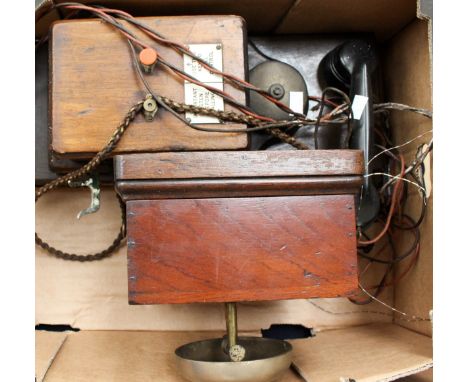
422 144 432 198
183 44 223 82
351 95 369 120
183 44 224 124
289 91 304 114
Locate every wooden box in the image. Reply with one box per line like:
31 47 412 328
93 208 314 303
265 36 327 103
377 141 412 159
50 16 248 159
115 150 364 304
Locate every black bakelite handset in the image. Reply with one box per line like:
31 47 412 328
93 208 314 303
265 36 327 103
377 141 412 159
320 40 380 227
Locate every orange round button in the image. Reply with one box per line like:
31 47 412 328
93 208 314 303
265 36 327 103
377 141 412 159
139 48 158 66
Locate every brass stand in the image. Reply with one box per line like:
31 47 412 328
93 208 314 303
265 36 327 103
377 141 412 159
174 302 293 381
225 302 246 362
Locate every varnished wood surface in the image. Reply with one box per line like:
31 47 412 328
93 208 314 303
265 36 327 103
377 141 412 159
116 176 363 201
50 16 248 158
127 195 358 304
114 150 364 180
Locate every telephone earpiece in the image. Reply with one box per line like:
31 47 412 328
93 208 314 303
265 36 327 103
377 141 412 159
320 40 380 227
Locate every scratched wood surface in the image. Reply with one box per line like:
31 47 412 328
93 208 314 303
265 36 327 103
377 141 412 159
115 150 364 200
126 195 358 304
114 150 364 180
50 16 248 158
116 176 363 201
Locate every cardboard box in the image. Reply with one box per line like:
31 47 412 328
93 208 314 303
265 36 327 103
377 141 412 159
35 0 433 380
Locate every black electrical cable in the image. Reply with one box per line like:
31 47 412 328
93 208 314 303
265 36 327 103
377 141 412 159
127 41 325 133
392 194 427 231
373 145 428 231
156 57 263 116
248 39 278 62
314 87 353 149
350 265 393 305
358 222 420 264
107 11 306 118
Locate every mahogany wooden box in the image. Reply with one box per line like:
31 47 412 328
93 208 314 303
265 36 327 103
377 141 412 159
49 16 248 159
115 150 364 304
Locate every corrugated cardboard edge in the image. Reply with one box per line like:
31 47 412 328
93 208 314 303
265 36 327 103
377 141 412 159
368 363 432 382
416 0 433 92
399 368 433 381
35 331 69 382
417 0 433 20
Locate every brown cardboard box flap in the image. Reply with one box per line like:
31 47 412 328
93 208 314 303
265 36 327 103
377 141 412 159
291 323 432 382
35 324 431 381
36 330 303 381
35 331 68 382
275 0 416 40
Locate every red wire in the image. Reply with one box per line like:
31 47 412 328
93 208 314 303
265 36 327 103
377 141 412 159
62 5 352 124
358 154 406 246
356 241 420 297
64 4 278 122
95 7 298 115
65 5 151 49
309 96 340 108
159 56 274 122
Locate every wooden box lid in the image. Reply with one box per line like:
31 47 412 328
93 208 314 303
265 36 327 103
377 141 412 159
50 16 248 158
116 150 363 304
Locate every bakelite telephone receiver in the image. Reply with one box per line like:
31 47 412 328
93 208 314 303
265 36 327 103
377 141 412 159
38 14 383 382
247 39 379 227
320 40 380 227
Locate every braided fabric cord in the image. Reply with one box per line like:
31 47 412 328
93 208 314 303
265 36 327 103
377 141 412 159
36 96 308 261
161 96 309 150
35 101 143 261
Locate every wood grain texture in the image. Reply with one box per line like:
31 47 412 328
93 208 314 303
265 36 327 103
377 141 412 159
116 176 363 201
127 196 358 304
50 16 248 158
114 150 364 180
36 41 57 185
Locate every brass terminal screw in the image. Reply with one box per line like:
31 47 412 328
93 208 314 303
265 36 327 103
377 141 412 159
143 94 158 122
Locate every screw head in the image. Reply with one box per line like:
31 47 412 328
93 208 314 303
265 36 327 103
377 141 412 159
268 83 285 100
143 98 157 112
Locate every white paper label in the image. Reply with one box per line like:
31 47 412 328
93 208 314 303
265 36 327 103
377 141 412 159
351 95 369 120
183 44 224 124
289 91 304 114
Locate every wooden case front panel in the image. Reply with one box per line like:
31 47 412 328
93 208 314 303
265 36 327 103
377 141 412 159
50 16 247 158
127 195 358 304
115 150 364 180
